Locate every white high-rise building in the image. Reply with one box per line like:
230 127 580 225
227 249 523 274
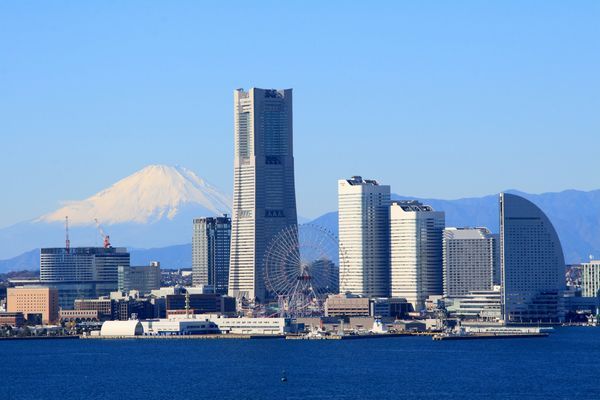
581 260 600 297
390 200 445 312
338 176 390 297
442 227 499 298
228 88 298 302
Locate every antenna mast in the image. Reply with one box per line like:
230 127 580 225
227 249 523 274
65 216 70 253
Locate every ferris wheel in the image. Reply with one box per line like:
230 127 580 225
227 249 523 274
264 224 344 317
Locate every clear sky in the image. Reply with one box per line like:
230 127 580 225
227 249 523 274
0 1 598 227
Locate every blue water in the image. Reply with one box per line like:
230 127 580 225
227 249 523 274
1 327 599 400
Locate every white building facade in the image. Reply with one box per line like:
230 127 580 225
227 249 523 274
228 88 298 302
338 176 390 297
581 260 600 297
390 201 445 312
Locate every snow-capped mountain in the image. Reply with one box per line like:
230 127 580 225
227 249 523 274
0 165 232 259
38 164 231 225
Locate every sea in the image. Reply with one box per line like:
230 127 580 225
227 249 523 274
1 327 599 400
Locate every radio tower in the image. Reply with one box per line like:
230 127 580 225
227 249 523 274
65 216 71 253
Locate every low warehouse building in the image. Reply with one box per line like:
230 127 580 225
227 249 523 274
100 320 143 336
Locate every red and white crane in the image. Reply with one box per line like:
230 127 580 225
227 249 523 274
94 218 111 248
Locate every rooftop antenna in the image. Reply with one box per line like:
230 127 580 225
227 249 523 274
65 216 70 253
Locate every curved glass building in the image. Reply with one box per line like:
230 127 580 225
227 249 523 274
499 193 565 323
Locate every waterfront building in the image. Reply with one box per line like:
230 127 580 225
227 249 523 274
581 260 600 297
6 287 59 324
0 312 25 327
139 314 296 336
229 88 298 302
444 288 502 321
100 320 143 336
500 193 565 323
59 309 99 322
323 293 409 318
165 293 236 316
390 200 445 312
74 298 113 320
140 318 220 336
193 215 231 294
325 294 371 317
443 227 499 297
117 262 161 295
338 176 390 297
40 247 130 309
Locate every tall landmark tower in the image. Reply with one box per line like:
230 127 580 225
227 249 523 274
228 88 298 302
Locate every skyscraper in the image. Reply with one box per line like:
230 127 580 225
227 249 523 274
338 176 390 297
500 193 565 323
40 247 130 309
193 215 231 294
390 200 445 311
228 88 298 301
442 227 499 297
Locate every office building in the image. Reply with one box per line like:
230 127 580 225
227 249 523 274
40 247 130 309
7 287 59 324
0 312 25 327
74 298 114 320
229 88 298 302
324 294 410 318
338 176 390 297
165 293 236 316
118 262 161 294
443 227 499 297
390 200 445 312
193 215 231 294
325 294 371 317
581 260 600 297
500 193 565 323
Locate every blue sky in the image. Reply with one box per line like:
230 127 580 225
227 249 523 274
0 1 598 227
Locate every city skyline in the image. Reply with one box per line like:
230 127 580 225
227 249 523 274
1 2 599 227
2 3 600 399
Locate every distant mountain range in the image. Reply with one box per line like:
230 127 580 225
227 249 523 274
1 164 599 272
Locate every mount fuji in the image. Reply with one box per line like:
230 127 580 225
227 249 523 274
0 165 232 263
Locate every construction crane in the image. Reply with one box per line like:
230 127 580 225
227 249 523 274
94 218 111 248
65 216 71 253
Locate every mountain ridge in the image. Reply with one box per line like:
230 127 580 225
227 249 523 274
0 165 232 259
37 164 231 225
